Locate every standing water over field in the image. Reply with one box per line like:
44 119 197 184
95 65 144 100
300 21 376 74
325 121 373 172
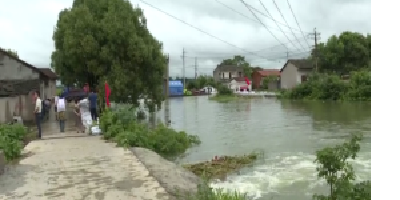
156 96 371 200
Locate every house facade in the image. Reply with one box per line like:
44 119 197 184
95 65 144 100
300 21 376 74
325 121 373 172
0 48 57 123
280 59 313 89
252 69 281 90
213 64 244 83
37 68 58 99
228 77 252 91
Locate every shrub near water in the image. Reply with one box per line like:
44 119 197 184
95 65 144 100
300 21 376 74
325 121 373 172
281 70 371 101
0 123 28 161
99 108 200 157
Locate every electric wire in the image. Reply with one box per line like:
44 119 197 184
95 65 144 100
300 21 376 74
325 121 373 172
286 0 311 48
239 0 287 50
271 0 307 51
257 0 302 51
139 0 272 60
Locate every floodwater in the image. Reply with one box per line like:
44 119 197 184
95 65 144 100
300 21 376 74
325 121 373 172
157 96 371 200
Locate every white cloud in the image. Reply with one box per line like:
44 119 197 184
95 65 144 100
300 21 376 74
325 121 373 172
0 0 371 76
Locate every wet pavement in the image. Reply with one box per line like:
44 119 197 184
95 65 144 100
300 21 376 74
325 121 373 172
0 105 171 200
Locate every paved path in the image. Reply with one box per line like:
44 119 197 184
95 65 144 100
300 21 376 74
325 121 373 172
0 136 170 200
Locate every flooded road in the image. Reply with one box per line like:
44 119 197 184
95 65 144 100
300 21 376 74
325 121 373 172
157 96 371 200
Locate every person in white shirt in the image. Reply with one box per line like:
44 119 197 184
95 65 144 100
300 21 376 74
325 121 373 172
57 96 66 132
54 95 59 120
34 91 42 139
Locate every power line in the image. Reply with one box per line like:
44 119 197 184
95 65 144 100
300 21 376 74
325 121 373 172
169 50 311 64
182 48 186 84
214 0 302 36
216 0 307 51
243 2 302 32
257 0 302 51
286 0 311 49
138 0 270 60
271 0 307 51
239 0 287 50
194 57 198 79
308 28 321 71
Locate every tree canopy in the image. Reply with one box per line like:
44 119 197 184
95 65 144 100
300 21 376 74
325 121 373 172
52 0 166 110
315 31 371 74
220 55 252 77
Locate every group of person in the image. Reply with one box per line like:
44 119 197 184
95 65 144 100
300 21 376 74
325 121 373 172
33 89 98 139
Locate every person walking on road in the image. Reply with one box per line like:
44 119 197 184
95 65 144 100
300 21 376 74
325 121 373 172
34 91 42 139
74 100 85 133
57 95 66 132
54 95 59 120
88 89 98 121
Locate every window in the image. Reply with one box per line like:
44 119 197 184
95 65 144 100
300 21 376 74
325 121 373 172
44 80 49 87
229 72 232 79
239 72 242 77
222 73 225 79
301 75 308 83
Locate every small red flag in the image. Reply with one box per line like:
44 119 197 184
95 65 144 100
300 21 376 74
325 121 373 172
105 82 111 107
244 77 250 85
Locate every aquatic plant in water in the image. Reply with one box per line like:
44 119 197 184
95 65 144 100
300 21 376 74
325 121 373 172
182 152 261 180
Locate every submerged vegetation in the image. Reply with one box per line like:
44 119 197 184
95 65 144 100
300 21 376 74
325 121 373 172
183 152 260 180
184 180 249 200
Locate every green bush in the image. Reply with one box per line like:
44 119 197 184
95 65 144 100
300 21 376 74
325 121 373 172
314 134 371 200
217 85 233 96
281 70 370 101
345 69 371 101
100 109 201 157
0 123 28 161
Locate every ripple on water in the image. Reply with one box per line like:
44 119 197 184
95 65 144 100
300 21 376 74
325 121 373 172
210 152 371 200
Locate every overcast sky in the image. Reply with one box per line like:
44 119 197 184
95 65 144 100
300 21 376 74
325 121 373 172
0 0 370 77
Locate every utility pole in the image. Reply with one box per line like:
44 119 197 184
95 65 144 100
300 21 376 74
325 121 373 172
194 57 198 79
308 28 321 72
164 54 170 126
182 48 186 88
286 50 289 60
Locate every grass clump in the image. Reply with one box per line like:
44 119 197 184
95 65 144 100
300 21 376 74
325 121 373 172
208 95 238 103
180 179 248 200
0 123 28 161
99 108 200 157
183 152 260 180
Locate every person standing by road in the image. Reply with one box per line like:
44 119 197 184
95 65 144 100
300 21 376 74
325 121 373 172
88 89 98 121
34 91 42 139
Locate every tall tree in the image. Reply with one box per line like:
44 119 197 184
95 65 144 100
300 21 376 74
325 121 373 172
220 55 252 77
52 0 166 110
315 32 371 74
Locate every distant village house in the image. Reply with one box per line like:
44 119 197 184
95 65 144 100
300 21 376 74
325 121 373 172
213 64 244 83
280 59 313 89
252 69 281 91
